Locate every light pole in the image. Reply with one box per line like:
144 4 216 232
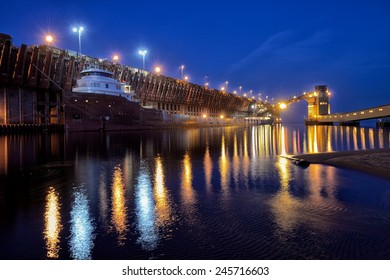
180 65 184 79
72 26 84 54
225 81 228 92
138 50 147 70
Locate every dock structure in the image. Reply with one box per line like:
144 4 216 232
0 33 255 133
315 104 390 127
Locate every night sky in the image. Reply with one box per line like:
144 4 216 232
1 0 389 120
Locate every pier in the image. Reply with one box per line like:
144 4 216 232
0 33 255 133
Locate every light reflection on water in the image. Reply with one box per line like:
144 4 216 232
44 187 62 259
135 162 158 251
181 152 195 206
111 166 128 245
273 157 297 232
1 125 390 259
204 146 213 192
98 171 109 230
69 187 95 260
154 156 172 229
219 134 230 194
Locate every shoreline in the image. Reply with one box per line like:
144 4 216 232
294 148 390 180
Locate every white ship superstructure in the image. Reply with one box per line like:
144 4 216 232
72 68 137 102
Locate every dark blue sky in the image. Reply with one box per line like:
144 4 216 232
1 0 390 118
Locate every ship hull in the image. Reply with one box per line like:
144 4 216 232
64 92 245 132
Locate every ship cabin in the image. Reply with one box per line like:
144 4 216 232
72 68 136 102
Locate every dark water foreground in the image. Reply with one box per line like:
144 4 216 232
0 125 390 259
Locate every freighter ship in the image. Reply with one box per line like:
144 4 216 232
64 68 247 131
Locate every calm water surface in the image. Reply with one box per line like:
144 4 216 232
0 124 390 259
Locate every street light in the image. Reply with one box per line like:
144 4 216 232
279 103 287 110
184 75 189 81
72 26 84 54
138 50 147 70
154 66 161 74
225 81 228 92
112 55 119 62
45 34 54 45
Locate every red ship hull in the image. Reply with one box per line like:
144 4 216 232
63 92 239 132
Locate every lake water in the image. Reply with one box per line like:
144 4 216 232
0 124 390 259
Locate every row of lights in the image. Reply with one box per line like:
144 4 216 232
43 29 264 98
44 28 149 71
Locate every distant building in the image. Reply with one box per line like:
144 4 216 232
315 85 330 116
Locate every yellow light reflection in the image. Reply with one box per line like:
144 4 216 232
346 127 351 150
326 126 333 152
111 166 128 245
204 146 213 192
360 127 366 150
232 133 240 186
368 128 374 148
307 164 338 204
302 130 308 154
0 136 8 175
243 129 249 157
272 157 298 231
353 127 358 150
181 152 195 205
279 126 288 156
154 156 172 228
272 157 299 231
251 126 257 157
307 126 319 153
44 187 62 259
242 129 250 187
378 128 384 149
219 134 230 193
